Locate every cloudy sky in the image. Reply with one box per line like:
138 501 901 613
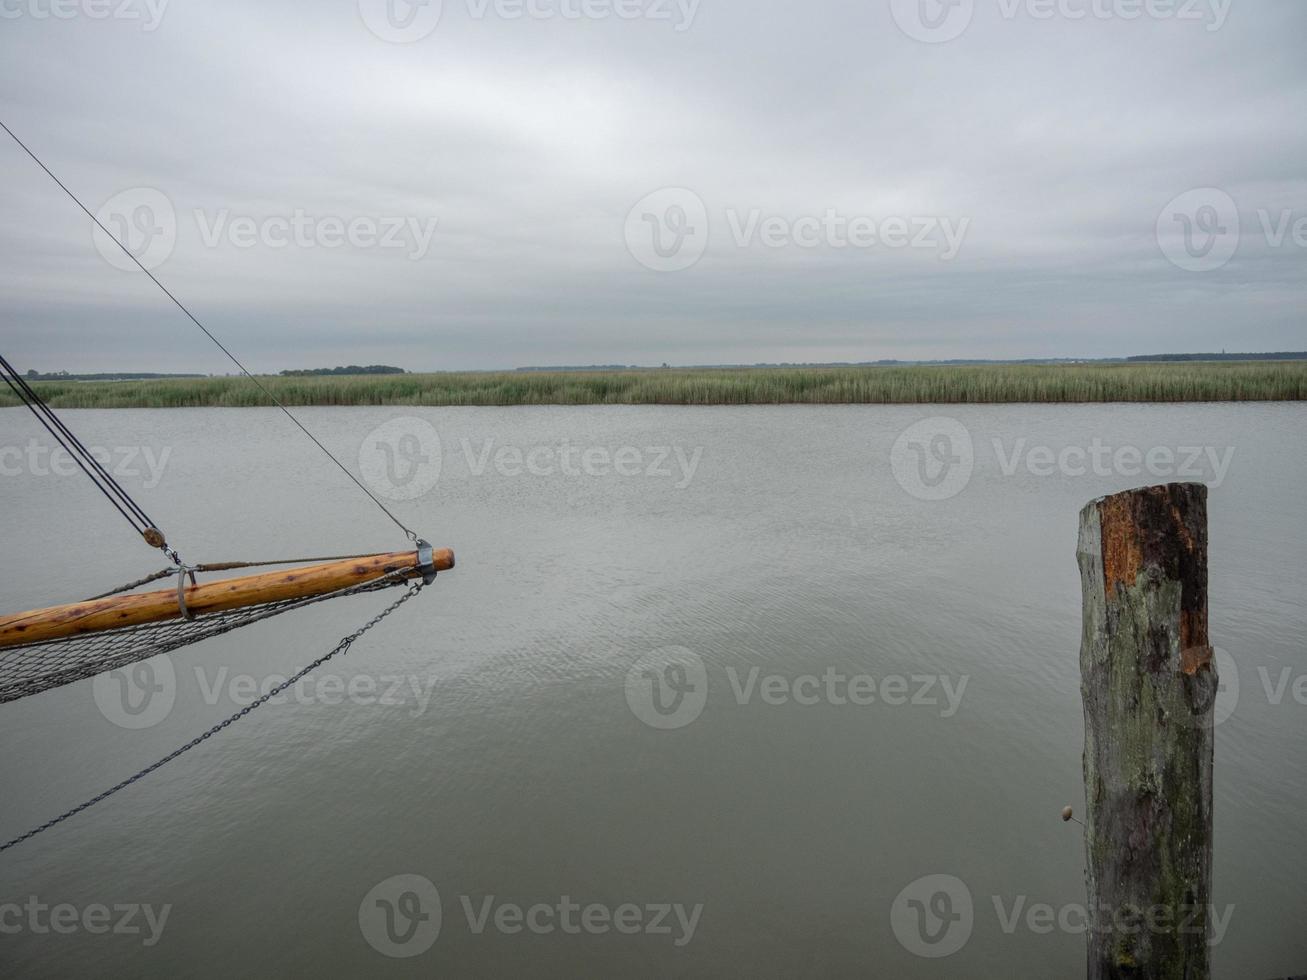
1 0 1303 372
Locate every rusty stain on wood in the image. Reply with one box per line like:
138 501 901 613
1100 492 1145 592
1096 484 1211 669
1181 644 1214 675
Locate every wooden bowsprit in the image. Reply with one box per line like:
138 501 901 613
0 549 455 650
0 551 453 853
0 548 455 705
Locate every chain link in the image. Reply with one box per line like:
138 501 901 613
0 576 426 855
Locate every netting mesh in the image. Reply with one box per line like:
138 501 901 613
0 573 413 704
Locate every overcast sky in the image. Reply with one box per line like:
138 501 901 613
1 0 1303 372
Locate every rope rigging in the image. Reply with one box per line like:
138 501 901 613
0 352 177 558
0 121 454 855
0 117 421 545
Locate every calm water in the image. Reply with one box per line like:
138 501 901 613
0 404 1304 978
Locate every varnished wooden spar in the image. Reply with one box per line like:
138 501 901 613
0 549 454 650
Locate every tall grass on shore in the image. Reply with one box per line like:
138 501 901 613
4 361 1305 408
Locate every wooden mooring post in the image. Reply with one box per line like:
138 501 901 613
1076 483 1217 980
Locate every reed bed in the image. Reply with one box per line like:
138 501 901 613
4 361 1304 408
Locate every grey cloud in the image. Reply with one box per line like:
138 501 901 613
0 0 1303 372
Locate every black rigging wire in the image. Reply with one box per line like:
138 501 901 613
0 352 161 543
0 118 420 544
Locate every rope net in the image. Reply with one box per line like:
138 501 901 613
0 569 416 704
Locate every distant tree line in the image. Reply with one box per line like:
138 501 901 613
1126 352 1307 363
279 365 406 376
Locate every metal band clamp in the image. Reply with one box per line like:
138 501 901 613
415 539 438 585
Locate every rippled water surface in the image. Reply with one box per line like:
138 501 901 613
1 404 1304 978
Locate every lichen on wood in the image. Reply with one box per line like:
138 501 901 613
1077 483 1216 980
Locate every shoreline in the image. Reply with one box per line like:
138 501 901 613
3 361 1304 408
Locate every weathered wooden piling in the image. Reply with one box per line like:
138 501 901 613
1077 483 1217 980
